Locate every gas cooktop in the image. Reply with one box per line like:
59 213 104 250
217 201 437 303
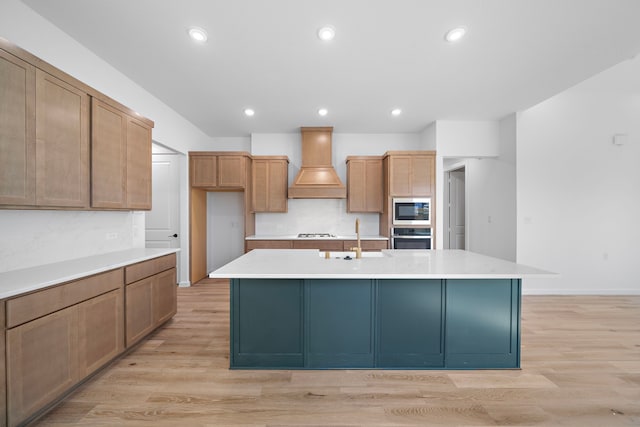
297 233 337 238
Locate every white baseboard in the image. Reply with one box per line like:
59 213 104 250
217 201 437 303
523 289 640 295
178 281 191 287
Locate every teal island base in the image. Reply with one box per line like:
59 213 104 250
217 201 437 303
231 278 521 369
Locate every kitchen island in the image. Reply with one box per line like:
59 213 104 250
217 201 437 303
209 249 552 370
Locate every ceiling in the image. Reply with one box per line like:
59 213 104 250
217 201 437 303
22 0 640 137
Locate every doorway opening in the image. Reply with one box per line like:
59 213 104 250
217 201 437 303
444 166 466 250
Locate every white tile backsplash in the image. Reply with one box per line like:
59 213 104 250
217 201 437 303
255 199 379 236
0 210 143 273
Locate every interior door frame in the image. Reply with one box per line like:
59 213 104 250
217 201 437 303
443 160 468 250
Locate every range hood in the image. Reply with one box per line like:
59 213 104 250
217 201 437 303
288 127 346 199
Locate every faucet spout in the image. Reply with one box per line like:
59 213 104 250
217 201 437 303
350 218 362 259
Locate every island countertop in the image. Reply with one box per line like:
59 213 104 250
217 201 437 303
209 249 553 279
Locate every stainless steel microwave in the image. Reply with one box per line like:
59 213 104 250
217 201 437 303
392 197 431 225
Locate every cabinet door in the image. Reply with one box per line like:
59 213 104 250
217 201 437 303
389 156 412 196
232 279 304 367
125 276 154 347
91 98 127 208
77 288 124 377
126 116 152 209
377 280 444 367
445 279 520 368
347 159 382 212
190 155 217 187
252 159 287 212
0 49 36 206
153 268 177 325
0 302 6 426
35 69 89 207
7 306 79 427
410 156 433 196
218 155 246 188
245 240 293 251
306 279 374 368
292 240 344 251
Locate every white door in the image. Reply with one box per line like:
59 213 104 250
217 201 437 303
448 169 466 249
145 153 180 248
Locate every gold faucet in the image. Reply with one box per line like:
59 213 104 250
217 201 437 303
350 218 362 259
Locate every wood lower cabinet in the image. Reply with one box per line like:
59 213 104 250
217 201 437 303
246 240 294 251
0 302 6 426
346 156 383 213
252 156 288 212
125 276 154 347
7 306 79 427
292 240 344 251
125 255 177 347
77 289 124 377
2 253 175 426
246 239 388 252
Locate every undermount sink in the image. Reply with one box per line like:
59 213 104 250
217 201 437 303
319 251 386 259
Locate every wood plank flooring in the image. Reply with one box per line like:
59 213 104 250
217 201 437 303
33 280 640 426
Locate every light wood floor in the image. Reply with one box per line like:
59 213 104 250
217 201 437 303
34 280 640 426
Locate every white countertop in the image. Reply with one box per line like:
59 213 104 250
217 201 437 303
245 235 389 241
209 249 554 279
0 248 180 300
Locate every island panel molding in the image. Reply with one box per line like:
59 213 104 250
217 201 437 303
230 277 520 370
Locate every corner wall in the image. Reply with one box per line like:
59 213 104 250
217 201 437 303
517 61 640 294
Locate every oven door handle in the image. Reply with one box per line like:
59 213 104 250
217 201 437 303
392 235 432 239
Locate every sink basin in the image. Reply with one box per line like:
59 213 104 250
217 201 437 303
319 251 386 259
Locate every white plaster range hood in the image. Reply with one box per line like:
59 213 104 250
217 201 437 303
288 127 346 199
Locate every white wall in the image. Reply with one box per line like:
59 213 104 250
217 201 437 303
517 62 640 294
465 115 517 261
0 0 214 280
0 210 144 272
251 132 423 236
206 192 245 272
432 120 502 249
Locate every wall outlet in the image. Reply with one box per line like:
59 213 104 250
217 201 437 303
106 232 118 240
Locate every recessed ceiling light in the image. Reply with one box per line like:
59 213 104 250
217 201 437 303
244 108 255 117
444 27 466 42
318 108 328 116
317 26 335 41
188 27 208 43
391 108 402 116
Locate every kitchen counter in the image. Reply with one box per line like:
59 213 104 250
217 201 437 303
210 248 552 279
245 234 389 240
213 249 553 370
0 248 180 299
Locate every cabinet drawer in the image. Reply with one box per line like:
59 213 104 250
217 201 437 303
246 240 293 251
125 253 176 284
6 268 123 328
342 240 388 251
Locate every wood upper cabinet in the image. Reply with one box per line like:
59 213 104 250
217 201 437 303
386 152 435 197
1 41 153 211
252 156 288 212
346 156 383 213
91 99 127 208
125 116 152 209
0 57 89 209
35 69 90 208
0 49 36 206
91 98 152 210
190 152 249 190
